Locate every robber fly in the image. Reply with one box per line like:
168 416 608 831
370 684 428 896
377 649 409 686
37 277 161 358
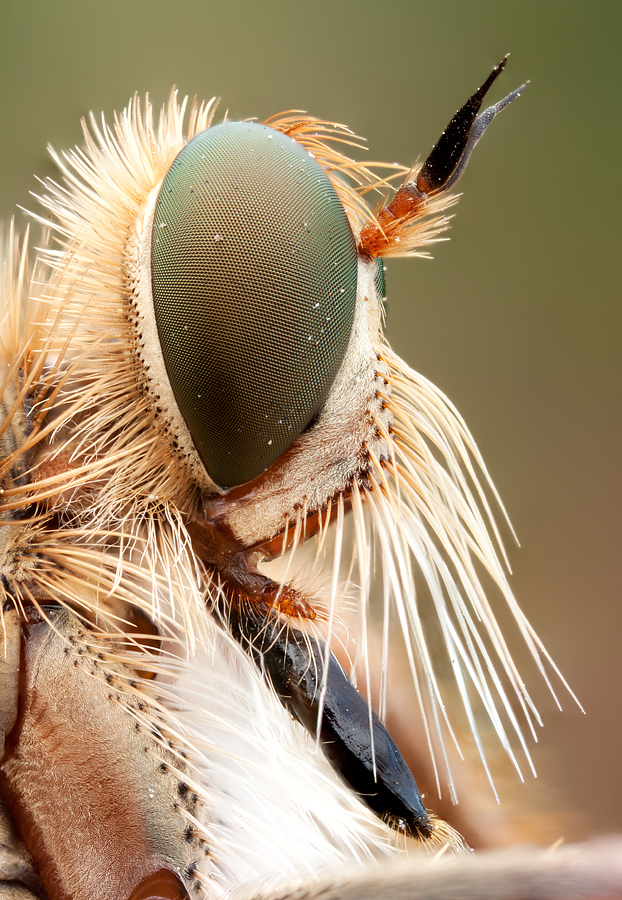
1 57 620 900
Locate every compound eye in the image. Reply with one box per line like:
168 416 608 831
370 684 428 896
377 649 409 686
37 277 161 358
151 122 358 489
374 259 386 302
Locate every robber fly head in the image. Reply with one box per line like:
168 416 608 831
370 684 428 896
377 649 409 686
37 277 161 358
5 57 574 802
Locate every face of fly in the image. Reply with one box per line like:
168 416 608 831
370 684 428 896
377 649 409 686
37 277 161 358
1 56 572 833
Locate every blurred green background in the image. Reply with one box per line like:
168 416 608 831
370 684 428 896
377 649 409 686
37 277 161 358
0 0 619 841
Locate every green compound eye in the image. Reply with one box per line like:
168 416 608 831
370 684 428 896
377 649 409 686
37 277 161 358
375 259 386 303
151 122 358 489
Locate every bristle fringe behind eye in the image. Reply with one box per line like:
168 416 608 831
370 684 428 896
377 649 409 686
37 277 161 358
330 342 581 799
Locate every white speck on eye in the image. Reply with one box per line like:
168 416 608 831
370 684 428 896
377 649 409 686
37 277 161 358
214 234 222 241
268 439 272 445
340 288 345 293
158 222 167 228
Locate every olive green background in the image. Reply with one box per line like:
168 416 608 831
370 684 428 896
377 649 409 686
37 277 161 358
0 0 619 840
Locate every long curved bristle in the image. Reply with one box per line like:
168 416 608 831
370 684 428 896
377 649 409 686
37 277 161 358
295 339 580 800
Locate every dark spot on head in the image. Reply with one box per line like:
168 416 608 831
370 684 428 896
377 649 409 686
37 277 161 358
178 782 188 798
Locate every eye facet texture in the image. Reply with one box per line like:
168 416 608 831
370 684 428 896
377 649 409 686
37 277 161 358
151 122 358 489
375 259 386 302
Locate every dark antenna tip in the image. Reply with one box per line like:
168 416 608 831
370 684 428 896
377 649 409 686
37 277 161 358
416 56 526 195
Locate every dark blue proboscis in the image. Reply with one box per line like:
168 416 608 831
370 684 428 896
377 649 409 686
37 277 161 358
228 604 432 839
